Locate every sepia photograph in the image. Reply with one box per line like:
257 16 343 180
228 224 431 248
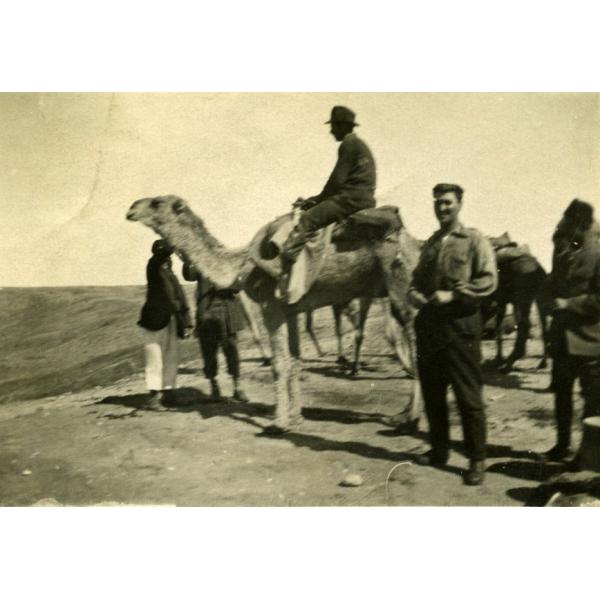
1 92 599 508
2 3 600 598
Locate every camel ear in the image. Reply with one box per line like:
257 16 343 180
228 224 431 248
172 199 185 215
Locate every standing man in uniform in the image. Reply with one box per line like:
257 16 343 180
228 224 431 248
543 198 600 465
409 184 497 486
279 106 376 288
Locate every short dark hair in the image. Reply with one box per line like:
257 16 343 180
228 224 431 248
433 183 464 202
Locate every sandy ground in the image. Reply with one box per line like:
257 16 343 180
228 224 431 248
0 310 579 507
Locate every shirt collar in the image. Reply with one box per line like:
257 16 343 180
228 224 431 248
434 222 468 240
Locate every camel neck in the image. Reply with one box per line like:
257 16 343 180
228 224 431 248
159 214 249 289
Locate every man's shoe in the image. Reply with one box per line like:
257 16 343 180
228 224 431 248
146 390 166 411
233 388 249 403
566 452 583 472
207 380 222 403
414 450 448 467
262 424 290 436
465 460 486 486
543 445 572 462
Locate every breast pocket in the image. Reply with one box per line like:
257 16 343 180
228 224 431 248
447 255 470 281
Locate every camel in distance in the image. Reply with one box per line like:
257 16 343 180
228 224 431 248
483 233 550 373
126 194 422 434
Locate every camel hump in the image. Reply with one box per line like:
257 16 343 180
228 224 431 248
332 205 402 244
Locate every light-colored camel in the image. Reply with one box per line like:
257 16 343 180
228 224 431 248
126 195 422 433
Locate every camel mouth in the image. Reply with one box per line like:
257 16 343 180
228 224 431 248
126 209 138 221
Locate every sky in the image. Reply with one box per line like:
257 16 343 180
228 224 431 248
1 92 598 287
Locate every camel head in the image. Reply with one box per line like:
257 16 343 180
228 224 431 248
126 195 195 233
126 194 249 289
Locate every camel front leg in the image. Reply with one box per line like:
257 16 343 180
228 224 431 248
261 302 293 432
305 311 324 358
239 291 272 366
536 298 549 370
494 302 507 366
389 319 421 434
332 305 349 366
286 314 304 425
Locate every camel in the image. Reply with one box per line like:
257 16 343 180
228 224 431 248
126 195 422 434
483 233 550 373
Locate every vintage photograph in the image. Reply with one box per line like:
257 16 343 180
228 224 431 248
1 92 599 507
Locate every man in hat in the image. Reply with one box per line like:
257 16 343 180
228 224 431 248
408 184 497 486
279 106 376 279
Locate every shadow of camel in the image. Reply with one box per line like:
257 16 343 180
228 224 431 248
481 367 523 390
178 367 200 375
304 364 407 381
487 459 565 482
93 389 406 431
505 486 538 505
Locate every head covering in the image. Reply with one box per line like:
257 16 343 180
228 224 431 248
151 239 174 257
325 106 359 126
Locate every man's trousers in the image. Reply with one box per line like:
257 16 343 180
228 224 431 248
281 190 374 263
198 330 241 381
417 336 487 461
552 352 600 449
143 317 179 391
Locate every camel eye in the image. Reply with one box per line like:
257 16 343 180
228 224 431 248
150 198 163 209
172 200 184 215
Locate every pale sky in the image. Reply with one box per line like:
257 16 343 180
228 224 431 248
1 92 598 286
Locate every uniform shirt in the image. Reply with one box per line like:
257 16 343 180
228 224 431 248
410 223 497 352
549 243 600 355
411 223 497 300
311 133 376 202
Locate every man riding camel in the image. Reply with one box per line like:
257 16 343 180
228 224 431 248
279 106 377 294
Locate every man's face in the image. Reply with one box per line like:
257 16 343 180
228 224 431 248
330 122 348 141
434 191 462 226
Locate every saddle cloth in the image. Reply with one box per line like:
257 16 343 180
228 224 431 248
244 205 402 304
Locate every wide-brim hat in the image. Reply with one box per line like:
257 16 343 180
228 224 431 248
325 105 359 126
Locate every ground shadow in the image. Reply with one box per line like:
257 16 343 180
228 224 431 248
487 459 565 482
252 428 418 465
506 486 539 505
304 364 405 381
522 407 554 424
303 405 397 427
178 367 200 375
481 367 524 391
241 357 272 366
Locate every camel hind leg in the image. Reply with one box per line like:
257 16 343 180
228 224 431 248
349 298 372 376
305 310 325 358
